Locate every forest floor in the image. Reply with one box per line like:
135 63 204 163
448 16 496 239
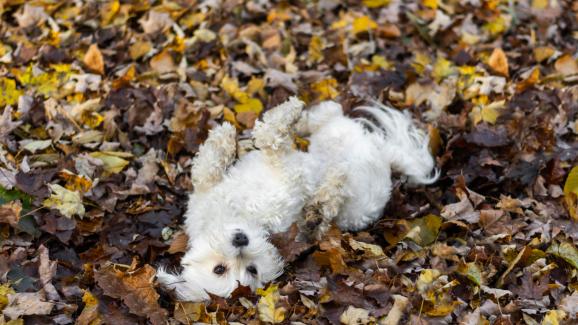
1 0 578 324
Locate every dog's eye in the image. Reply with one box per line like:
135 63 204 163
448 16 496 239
247 265 258 276
213 264 227 275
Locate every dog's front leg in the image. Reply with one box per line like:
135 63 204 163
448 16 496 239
191 122 237 192
299 167 347 241
252 96 304 160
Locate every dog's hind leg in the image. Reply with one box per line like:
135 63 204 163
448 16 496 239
191 122 237 192
295 100 344 137
253 96 304 158
299 167 347 241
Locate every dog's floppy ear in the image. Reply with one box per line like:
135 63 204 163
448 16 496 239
156 267 209 302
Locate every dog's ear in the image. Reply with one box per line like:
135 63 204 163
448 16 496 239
156 267 209 302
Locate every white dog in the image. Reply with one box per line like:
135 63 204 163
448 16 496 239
157 97 438 301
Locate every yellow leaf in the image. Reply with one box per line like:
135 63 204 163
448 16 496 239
308 35 324 64
423 0 437 9
246 77 265 96
129 40 152 60
542 310 567 325
0 283 15 310
0 78 23 107
564 166 578 221
352 16 378 35
221 76 249 103
488 48 509 77
547 242 578 269
362 0 390 8
348 237 385 257
83 44 105 75
371 55 391 69
58 170 93 193
12 65 72 97
82 290 98 307
484 16 508 37
43 184 85 218
234 98 263 114
412 52 431 75
532 0 549 9
534 46 555 62
425 300 461 317
554 54 578 76
564 166 578 196
256 284 286 323
417 269 441 295
432 57 456 82
312 78 339 100
101 0 120 25
89 151 131 176
404 214 442 246
458 262 483 286
223 107 241 129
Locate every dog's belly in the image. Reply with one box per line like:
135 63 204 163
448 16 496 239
221 151 309 233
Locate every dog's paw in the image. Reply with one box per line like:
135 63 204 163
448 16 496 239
298 202 326 242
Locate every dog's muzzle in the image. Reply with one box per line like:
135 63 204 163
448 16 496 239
232 232 249 247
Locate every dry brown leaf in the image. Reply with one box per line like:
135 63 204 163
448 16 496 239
150 50 176 74
83 44 105 75
2 291 54 320
554 54 578 76
488 48 509 77
0 200 21 227
95 264 168 325
168 231 189 254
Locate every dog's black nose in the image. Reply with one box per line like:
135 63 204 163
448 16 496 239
232 232 249 247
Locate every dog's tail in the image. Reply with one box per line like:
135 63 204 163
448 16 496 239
355 103 439 185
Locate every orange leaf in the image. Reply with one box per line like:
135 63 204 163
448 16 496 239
554 54 578 76
83 44 104 75
488 48 509 77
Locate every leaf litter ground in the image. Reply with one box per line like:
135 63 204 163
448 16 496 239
0 0 578 324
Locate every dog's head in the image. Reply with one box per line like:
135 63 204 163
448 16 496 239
158 222 283 301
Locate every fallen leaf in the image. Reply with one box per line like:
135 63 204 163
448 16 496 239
76 290 103 325
541 310 566 325
362 0 390 8
43 184 85 218
547 242 578 270
340 306 372 324
150 50 176 74
88 151 131 176
352 16 378 35
488 48 509 77
563 166 578 221
2 291 54 320
0 78 23 107
0 200 21 227
458 262 483 286
404 214 442 246
83 44 105 75
256 284 286 324
380 295 409 325
312 78 339 100
95 264 168 325
534 47 555 62
559 291 578 319
554 54 578 76
347 237 385 258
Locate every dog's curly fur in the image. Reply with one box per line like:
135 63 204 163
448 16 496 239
157 97 438 301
